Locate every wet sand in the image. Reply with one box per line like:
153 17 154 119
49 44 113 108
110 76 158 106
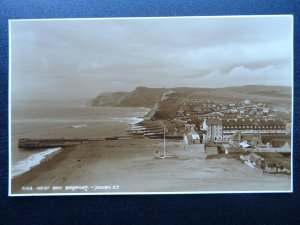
11 138 291 195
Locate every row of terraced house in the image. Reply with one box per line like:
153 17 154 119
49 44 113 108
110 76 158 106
202 118 288 142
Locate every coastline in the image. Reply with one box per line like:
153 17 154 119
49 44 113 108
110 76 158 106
11 147 62 178
11 146 72 193
11 138 291 195
10 105 291 195
11 106 151 175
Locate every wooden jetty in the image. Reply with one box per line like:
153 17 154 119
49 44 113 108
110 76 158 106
18 136 132 149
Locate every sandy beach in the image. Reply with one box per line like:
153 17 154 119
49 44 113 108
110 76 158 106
11 138 291 195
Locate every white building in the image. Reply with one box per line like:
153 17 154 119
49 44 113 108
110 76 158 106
202 119 223 142
244 99 251 105
183 127 201 144
203 118 286 142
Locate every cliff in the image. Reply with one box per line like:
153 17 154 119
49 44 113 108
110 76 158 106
89 87 168 108
89 85 292 119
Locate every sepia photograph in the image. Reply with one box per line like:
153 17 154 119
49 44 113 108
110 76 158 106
9 16 293 195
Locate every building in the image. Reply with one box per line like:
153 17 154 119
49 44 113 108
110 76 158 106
244 99 251 105
202 119 223 142
222 119 286 141
202 118 286 142
201 112 224 120
204 140 219 155
228 132 262 148
271 139 291 149
228 131 241 147
183 127 201 144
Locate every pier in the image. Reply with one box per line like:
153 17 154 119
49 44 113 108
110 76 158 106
18 136 132 149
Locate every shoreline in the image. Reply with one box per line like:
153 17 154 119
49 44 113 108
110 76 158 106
11 106 151 175
11 138 291 195
11 145 75 193
11 147 63 178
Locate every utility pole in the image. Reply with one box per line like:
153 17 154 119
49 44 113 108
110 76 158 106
163 123 166 158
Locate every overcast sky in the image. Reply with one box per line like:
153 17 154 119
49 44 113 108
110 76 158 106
10 16 293 100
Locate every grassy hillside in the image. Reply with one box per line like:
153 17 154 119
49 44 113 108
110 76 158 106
90 85 292 112
117 87 167 108
173 85 292 107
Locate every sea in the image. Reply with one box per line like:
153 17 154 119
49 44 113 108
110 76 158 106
10 100 150 177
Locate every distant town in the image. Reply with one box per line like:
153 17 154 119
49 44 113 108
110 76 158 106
129 90 292 176
176 97 291 140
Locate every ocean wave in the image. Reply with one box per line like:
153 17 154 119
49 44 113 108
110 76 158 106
72 124 87 128
129 117 144 124
11 147 62 178
111 117 144 124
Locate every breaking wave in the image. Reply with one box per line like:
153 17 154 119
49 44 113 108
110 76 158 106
11 147 62 178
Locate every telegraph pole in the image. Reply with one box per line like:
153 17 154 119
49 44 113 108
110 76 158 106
163 124 166 158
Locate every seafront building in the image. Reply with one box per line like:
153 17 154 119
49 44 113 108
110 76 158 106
202 118 287 142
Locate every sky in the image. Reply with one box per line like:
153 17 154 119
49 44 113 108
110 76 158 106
10 16 293 100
